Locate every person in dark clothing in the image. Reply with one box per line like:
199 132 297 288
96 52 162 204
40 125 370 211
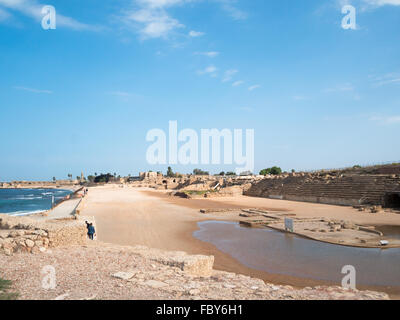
85 221 96 240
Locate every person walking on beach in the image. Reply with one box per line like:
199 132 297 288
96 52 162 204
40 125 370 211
85 221 96 240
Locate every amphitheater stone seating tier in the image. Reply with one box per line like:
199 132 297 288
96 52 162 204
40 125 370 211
244 174 400 207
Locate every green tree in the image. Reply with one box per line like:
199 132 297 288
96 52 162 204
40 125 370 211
193 169 209 175
167 167 175 177
260 167 282 176
270 166 282 175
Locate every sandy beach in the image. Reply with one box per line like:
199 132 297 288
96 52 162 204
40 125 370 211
78 186 400 297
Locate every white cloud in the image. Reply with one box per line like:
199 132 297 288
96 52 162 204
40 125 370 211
189 30 204 37
124 7 183 39
232 80 244 87
293 95 308 101
370 115 400 124
324 83 354 92
108 91 132 97
222 69 238 82
120 0 193 39
338 0 400 10
119 0 248 40
216 0 248 20
362 0 400 7
138 0 189 8
0 6 10 21
0 0 98 30
197 65 218 77
195 51 220 58
14 86 52 94
324 83 361 100
238 106 254 112
248 85 261 91
370 73 400 86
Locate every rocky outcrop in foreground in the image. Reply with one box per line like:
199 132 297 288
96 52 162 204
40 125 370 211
0 243 389 300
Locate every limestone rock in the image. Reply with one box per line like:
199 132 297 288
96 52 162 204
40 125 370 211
154 254 214 277
54 293 70 300
9 230 25 238
25 239 35 248
112 272 136 280
35 240 43 247
3 247 13 256
31 246 40 254
188 289 201 296
144 280 168 289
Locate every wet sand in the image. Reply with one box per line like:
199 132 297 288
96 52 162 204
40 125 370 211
80 186 400 298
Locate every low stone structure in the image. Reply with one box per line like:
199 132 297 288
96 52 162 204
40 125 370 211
130 173 260 196
0 214 90 256
120 245 214 277
0 180 81 189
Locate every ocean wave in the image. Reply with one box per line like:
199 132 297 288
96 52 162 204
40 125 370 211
9 210 47 216
13 196 43 200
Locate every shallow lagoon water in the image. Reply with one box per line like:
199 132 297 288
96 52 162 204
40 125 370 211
194 221 400 287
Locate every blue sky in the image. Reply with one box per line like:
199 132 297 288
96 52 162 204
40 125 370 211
0 0 399 180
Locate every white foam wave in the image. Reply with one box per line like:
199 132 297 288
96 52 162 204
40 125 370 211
13 196 43 200
9 210 47 216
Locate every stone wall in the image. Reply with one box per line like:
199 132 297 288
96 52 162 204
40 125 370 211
0 214 89 256
0 180 80 188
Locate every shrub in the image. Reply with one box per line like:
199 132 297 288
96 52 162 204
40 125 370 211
0 278 18 300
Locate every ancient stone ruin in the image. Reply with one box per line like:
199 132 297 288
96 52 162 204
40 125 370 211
245 173 400 208
0 214 88 256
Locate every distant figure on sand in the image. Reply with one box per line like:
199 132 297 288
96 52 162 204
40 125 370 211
85 221 96 240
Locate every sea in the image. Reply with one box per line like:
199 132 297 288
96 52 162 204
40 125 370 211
0 188 73 216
